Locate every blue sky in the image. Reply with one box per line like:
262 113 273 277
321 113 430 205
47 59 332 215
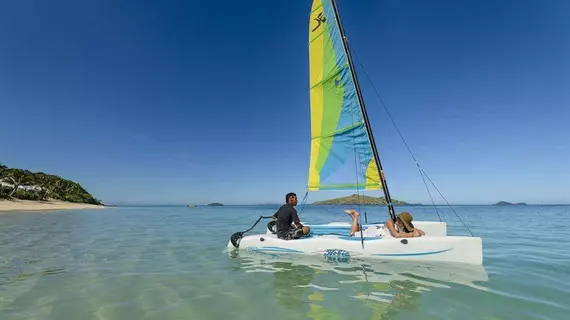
1 0 568 205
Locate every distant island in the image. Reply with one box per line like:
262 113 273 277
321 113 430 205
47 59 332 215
312 194 411 205
207 203 224 206
494 201 527 206
1 163 102 205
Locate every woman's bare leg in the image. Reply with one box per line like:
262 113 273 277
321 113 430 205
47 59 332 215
344 210 361 235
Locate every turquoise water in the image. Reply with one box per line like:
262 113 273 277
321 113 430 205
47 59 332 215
0 205 568 319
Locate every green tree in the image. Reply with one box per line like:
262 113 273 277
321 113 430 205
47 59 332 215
0 163 8 198
5 169 34 197
33 173 54 201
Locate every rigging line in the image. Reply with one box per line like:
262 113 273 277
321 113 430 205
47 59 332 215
417 165 442 222
419 168 475 237
297 190 310 216
350 50 444 221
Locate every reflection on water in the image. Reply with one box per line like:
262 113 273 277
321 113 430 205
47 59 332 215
229 249 489 319
274 262 316 314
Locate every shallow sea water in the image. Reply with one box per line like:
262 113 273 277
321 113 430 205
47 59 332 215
0 204 568 319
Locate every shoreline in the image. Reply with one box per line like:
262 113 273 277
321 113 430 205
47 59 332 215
0 199 106 212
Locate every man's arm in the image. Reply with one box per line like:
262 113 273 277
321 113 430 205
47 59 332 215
292 209 303 228
272 210 278 219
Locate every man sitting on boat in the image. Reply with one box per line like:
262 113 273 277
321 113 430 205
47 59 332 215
345 210 425 238
271 192 311 240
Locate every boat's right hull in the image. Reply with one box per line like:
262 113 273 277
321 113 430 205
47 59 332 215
232 233 483 265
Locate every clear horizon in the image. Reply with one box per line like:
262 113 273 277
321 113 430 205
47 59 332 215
106 200 568 206
1 0 569 205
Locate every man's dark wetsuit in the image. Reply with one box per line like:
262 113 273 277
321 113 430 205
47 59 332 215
274 203 304 240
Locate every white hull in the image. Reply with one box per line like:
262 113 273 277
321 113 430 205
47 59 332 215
229 221 483 265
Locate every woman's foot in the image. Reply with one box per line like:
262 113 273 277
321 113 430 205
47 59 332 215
344 209 360 217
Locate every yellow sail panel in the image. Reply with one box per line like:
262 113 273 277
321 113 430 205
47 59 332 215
308 0 325 190
365 159 381 190
307 0 382 191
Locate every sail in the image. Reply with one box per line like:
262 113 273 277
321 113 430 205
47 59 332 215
307 0 382 191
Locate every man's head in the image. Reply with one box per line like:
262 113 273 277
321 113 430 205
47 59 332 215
285 192 298 206
396 212 414 232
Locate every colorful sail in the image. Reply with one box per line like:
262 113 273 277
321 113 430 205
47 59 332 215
307 0 382 191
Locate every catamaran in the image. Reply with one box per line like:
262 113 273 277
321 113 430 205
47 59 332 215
227 0 483 265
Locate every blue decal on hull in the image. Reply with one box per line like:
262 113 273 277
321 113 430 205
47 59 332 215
337 236 384 241
323 249 350 257
309 225 386 237
323 249 351 263
246 246 304 254
373 248 452 257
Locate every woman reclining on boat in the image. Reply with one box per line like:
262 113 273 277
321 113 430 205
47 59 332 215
344 210 425 238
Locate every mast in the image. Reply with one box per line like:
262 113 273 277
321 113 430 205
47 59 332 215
330 0 397 221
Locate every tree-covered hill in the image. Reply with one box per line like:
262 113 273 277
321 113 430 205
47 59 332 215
0 163 102 205
312 194 409 205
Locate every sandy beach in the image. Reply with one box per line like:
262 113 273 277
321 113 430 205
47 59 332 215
0 199 106 212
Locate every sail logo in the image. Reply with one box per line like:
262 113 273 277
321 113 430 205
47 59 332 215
312 12 326 32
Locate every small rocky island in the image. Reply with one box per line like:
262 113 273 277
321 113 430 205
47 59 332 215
493 201 527 206
312 194 410 205
207 203 224 206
